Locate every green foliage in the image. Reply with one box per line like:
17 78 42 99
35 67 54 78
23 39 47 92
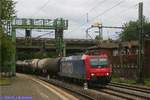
145 79 150 87
112 76 136 84
0 32 15 67
0 78 11 85
0 0 15 72
0 0 15 20
17 51 57 60
121 21 139 41
120 18 150 41
33 52 48 59
16 52 34 60
34 51 57 58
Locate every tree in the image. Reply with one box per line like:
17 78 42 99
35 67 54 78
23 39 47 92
0 0 15 73
0 0 15 20
0 33 15 68
120 17 150 41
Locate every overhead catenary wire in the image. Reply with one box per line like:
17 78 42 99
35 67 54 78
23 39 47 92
102 4 138 26
72 1 139 40
118 4 138 17
88 0 109 13
117 4 138 22
37 0 50 10
70 0 126 34
16 30 25 37
85 0 109 23
68 0 109 25
89 0 125 23
64 0 110 38
77 2 138 40
31 0 52 17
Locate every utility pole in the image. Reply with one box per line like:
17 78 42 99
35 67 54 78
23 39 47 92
63 43 66 57
98 25 103 40
0 0 2 72
137 2 144 84
11 28 16 76
0 0 1 21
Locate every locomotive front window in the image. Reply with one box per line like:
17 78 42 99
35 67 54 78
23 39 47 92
90 58 108 68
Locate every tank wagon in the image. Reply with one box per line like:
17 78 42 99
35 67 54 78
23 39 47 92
16 53 112 84
16 60 32 73
17 58 60 76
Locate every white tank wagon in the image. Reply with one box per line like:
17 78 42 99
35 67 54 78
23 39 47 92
37 58 60 73
16 61 24 66
16 58 61 75
16 60 32 73
31 59 40 69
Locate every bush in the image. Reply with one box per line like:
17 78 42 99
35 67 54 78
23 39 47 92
0 30 15 71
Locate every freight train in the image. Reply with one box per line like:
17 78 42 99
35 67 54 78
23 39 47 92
16 53 112 85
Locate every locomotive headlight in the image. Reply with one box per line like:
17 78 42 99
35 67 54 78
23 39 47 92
91 73 95 76
106 73 109 76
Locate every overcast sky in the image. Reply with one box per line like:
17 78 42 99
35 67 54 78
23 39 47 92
13 0 150 39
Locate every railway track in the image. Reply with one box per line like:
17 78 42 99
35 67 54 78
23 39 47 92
96 82 150 100
37 76 150 100
38 77 121 100
38 77 96 100
110 82 150 94
109 82 150 94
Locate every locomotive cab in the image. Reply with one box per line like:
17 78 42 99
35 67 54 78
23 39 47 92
84 53 112 84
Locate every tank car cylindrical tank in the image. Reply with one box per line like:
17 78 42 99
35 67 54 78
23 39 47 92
16 61 23 66
16 60 32 67
16 60 32 73
31 59 40 69
37 58 60 73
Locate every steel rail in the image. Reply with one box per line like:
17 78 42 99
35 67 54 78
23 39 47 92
38 77 96 100
111 82 150 91
102 85 150 100
109 83 150 94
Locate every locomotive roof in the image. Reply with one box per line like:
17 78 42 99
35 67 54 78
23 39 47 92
61 55 83 61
